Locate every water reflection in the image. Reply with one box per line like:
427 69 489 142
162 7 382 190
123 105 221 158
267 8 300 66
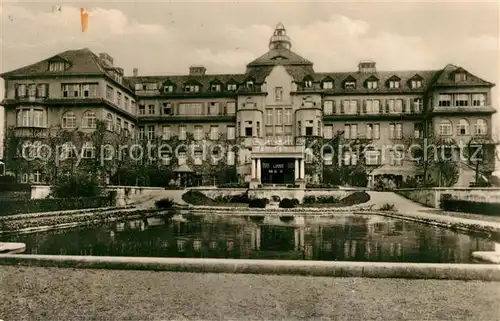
4 214 495 263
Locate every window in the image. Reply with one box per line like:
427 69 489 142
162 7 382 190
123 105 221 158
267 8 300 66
411 79 422 89
194 151 203 165
32 109 45 127
343 151 358 166
184 84 200 92
106 85 114 101
16 84 27 97
344 81 356 89
246 80 254 88
324 125 333 139
116 92 122 106
365 100 380 114
164 85 174 93
342 100 357 114
178 151 187 165
116 118 122 133
209 126 219 140
138 105 145 115
226 102 236 114
16 109 28 127
162 126 171 140
389 80 400 88
148 104 155 115
62 111 76 128
27 84 36 97
82 142 95 159
245 121 253 137
82 111 97 128
439 120 453 136
211 83 221 92
138 126 145 140
366 80 378 89
414 123 423 139
373 124 380 140
227 151 235 165
366 124 373 139
162 103 172 115
194 126 203 140
322 81 333 89
389 123 402 139
323 101 333 115
454 72 467 82
297 121 302 136
304 79 313 88
305 120 314 136
275 87 283 101
179 126 187 140
227 126 235 140
344 124 357 139
227 83 238 91
209 102 219 115
106 113 114 131
456 119 470 135
256 122 261 137
395 99 403 113
265 109 273 125
455 94 469 106
147 125 155 140
390 149 403 166
49 62 65 71
323 150 333 165
178 103 203 115
438 94 452 107
284 109 292 124
413 98 422 113
123 121 129 137
365 150 380 165
305 148 313 163
472 94 486 106
475 119 488 136
276 109 283 125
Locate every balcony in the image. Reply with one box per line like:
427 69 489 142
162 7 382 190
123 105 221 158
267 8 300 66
323 110 424 121
431 105 496 115
139 112 236 123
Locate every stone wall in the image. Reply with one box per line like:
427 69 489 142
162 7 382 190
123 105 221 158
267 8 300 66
397 188 500 208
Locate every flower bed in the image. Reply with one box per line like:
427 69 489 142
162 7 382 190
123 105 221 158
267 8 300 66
0 196 113 216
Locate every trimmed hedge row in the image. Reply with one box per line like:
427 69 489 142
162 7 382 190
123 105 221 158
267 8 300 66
217 182 249 188
441 198 500 216
279 198 299 208
249 198 269 208
0 196 113 216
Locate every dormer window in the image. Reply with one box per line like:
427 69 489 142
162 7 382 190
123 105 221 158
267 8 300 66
164 85 174 93
184 84 200 92
454 72 467 82
344 81 356 89
134 84 143 91
304 79 313 88
322 81 333 89
411 80 422 88
366 80 378 89
227 83 238 91
246 81 254 88
388 79 400 89
49 62 65 72
211 83 221 92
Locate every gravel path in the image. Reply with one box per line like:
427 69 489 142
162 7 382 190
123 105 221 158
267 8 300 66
1 266 499 320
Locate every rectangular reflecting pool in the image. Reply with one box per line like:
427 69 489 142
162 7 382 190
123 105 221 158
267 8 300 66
3 214 496 263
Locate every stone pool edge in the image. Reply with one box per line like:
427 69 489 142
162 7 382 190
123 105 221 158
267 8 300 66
0 254 499 281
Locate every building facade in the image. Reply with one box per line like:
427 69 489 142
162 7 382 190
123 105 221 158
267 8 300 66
1 23 497 187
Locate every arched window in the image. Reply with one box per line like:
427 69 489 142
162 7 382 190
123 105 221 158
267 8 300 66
82 111 97 128
475 119 488 136
456 119 470 136
439 119 452 136
106 113 114 131
61 111 76 129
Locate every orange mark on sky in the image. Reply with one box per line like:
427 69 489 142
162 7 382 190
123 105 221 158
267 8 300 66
80 8 88 32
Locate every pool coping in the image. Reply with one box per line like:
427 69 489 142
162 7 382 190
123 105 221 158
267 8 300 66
0 254 499 281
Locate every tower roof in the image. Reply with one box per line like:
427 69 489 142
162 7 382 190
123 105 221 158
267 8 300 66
269 22 292 50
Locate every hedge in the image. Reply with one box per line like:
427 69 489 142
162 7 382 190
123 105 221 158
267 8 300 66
249 198 268 208
0 195 113 216
441 198 500 216
217 182 249 188
0 183 31 192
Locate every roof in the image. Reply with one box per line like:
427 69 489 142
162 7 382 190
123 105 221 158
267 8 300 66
126 73 247 89
432 64 494 87
247 48 313 67
0 48 134 92
173 164 194 173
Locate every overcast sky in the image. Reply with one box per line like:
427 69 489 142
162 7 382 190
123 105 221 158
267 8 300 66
0 1 499 148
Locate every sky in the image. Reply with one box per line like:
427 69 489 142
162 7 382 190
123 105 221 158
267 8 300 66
0 0 499 160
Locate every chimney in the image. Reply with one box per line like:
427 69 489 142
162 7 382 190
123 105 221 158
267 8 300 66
189 65 206 76
133 68 138 77
358 61 376 73
99 52 114 67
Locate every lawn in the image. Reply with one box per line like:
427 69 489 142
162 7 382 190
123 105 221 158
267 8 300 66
1 266 499 321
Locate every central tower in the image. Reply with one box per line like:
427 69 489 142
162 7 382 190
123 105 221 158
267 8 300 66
269 22 292 50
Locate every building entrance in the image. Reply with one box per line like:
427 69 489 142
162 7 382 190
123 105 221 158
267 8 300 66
261 158 295 184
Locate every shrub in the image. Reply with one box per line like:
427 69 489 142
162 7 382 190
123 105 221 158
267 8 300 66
217 182 249 188
292 198 300 206
303 195 316 204
306 183 340 189
182 190 217 206
401 176 419 188
338 192 370 206
271 195 281 202
286 184 300 188
379 203 397 211
441 198 500 216
279 198 295 208
316 196 341 204
51 175 102 198
249 198 268 208
155 198 174 209
373 178 397 191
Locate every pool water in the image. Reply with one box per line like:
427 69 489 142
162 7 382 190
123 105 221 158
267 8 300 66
3 214 495 263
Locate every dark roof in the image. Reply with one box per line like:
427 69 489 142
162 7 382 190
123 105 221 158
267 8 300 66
125 73 247 89
247 48 313 67
432 64 494 87
0 48 134 93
